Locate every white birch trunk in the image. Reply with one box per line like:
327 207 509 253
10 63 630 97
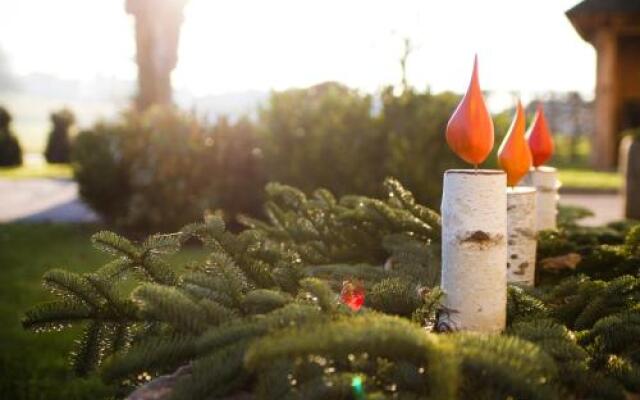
439 169 507 333
522 167 560 231
507 187 537 287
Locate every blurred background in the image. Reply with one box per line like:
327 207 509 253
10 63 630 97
3 0 629 231
2 1 640 398
1 0 596 151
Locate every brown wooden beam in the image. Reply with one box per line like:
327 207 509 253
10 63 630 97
592 27 618 169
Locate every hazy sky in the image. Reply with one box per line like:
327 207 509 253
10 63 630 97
0 0 593 99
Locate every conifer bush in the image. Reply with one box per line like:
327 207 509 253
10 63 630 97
44 108 75 164
23 179 640 399
0 105 23 166
72 108 264 233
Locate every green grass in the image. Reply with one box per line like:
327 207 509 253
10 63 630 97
0 223 208 400
0 164 73 180
558 168 622 191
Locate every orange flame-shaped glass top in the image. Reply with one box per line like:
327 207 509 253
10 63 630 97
497 101 532 187
445 56 494 166
526 103 554 167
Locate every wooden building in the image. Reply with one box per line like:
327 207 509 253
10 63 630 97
567 0 640 169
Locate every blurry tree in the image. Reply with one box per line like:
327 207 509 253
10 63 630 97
44 108 75 164
126 0 188 110
259 82 383 198
399 38 414 93
0 106 22 166
260 82 466 208
379 88 465 205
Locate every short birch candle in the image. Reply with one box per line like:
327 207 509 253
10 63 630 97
522 167 560 231
523 104 558 231
497 101 537 287
438 56 507 333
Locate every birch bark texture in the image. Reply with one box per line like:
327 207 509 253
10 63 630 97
439 169 507 333
522 166 560 231
507 187 537 287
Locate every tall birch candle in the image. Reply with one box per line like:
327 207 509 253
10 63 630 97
438 56 507 333
497 101 537 287
523 104 558 231
440 170 507 332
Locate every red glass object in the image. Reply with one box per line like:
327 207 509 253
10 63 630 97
446 55 495 166
526 103 554 167
498 100 532 187
341 280 365 311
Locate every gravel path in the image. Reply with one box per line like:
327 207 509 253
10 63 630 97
0 178 625 226
560 192 623 226
0 178 99 223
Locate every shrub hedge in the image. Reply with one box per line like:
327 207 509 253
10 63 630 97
0 106 23 167
73 83 511 233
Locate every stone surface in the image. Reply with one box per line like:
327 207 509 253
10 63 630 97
560 193 623 226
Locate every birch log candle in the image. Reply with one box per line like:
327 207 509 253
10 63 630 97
522 167 559 231
438 56 507 333
523 104 558 231
497 101 537 287
506 187 537 286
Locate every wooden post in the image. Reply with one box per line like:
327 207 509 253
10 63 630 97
621 136 640 220
507 187 537 287
439 169 507 333
522 167 559 231
592 27 618 169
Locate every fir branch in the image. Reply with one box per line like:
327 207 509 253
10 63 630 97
91 231 139 258
133 284 211 334
136 254 178 286
299 278 337 313
241 289 292 315
245 314 458 400
141 233 182 256
169 341 250 400
42 269 102 309
72 321 106 376
451 333 558 400
102 335 198 382
22 300 92 332
367 277 422 317
95 258 133 280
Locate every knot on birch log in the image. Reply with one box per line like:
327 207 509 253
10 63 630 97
458 230 504 249
507 261 530 276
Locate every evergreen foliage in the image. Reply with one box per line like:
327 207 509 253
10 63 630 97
44 108 75 164
24 180 640 399
0 105 22 166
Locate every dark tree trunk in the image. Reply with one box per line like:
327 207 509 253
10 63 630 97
624 137 640 220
